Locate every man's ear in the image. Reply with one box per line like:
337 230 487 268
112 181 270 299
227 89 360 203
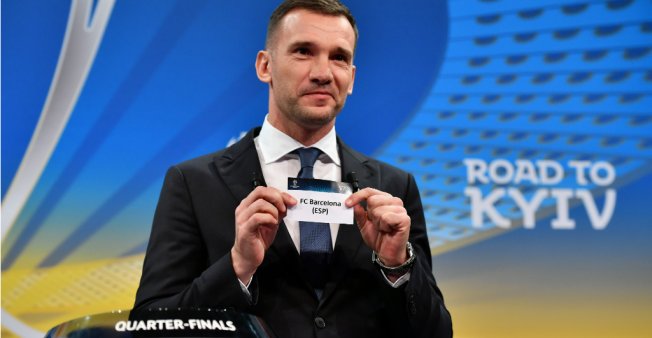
256 50 272 83
347 65 356 95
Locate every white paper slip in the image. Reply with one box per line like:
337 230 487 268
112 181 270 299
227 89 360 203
286 178 354 224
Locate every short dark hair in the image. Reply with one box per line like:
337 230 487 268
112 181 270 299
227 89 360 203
266 0 358 49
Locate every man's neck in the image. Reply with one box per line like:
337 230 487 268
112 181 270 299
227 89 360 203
267 114 334 147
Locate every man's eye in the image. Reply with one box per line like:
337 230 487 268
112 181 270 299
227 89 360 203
295 47 310 55
333 54 349 62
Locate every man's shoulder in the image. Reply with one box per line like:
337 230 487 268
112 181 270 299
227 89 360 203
338 138 413 184
173 127 259 172
175 150 223 170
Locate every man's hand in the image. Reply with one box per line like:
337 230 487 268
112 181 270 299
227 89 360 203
345 188 410 267
231 186 297 283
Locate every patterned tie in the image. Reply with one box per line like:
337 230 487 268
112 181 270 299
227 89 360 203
295 147 332 297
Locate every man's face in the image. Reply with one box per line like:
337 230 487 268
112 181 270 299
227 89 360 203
257 9 356 131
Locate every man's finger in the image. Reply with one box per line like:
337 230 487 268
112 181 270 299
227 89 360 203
376 212 409 233
246 213 279 230
237 197 279 225
367 195 404 209
353 204 367 228
281 192 298 207
345 187 390 207
242 186 288 213
249 199 281 220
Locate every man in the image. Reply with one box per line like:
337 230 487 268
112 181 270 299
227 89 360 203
134 1 452 337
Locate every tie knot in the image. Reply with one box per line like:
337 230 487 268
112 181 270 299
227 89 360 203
295 147 321 178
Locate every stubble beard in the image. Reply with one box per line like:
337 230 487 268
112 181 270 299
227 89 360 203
282 96 343 131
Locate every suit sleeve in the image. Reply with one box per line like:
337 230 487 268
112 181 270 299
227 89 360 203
402 173 453 337
133 166 253 310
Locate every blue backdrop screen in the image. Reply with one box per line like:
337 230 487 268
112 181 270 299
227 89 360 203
2 1 651 337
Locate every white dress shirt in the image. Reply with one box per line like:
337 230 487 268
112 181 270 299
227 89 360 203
254 115 342 251
237 115 409 292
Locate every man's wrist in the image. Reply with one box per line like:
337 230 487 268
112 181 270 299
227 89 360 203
377 250 408 267
372 242 416 278
231 247 256 282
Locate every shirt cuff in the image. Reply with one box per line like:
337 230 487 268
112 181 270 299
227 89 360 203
380 270 411 288
238 276 253 299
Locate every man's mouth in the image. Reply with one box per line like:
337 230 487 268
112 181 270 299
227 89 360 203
303 89 334 98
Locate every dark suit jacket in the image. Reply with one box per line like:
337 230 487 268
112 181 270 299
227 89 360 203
134 128 452 338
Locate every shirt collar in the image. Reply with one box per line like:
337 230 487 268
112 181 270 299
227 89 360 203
257 115 341 166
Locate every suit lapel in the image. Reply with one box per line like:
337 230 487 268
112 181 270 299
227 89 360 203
338 137 377 192
214 127 265 203
213 127 302 271
321 138 378 302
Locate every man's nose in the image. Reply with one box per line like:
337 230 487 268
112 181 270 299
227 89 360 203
309 56 334 85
